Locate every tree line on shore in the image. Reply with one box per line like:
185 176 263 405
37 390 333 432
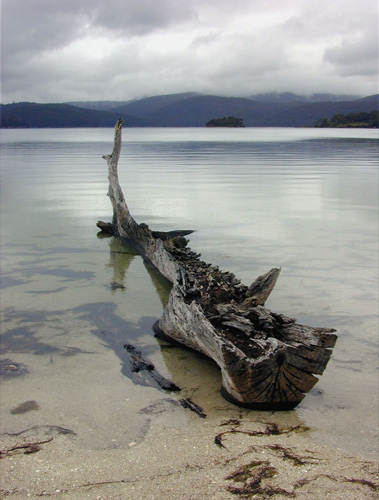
315 110 378 128
206 116 245 127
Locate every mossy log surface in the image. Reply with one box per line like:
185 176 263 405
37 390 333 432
97 120 337 410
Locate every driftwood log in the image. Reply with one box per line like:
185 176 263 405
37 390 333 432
97 120 337 410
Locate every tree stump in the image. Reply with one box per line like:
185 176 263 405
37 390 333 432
97 120 337 410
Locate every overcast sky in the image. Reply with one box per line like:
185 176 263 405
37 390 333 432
1 0 378 103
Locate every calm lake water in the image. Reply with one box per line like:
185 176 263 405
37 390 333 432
0 127 378 459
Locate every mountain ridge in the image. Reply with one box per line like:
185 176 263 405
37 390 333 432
1 93 377 128
0 102 147 128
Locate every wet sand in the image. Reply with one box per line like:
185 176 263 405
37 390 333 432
1 289 378 499
1 407 378 499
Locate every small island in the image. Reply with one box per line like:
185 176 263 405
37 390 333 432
315 110 378 128
206 116 245 127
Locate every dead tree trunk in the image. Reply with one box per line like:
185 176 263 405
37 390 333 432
97 120 337 410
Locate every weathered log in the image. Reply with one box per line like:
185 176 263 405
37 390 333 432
96 221 115 235
97 120 337 410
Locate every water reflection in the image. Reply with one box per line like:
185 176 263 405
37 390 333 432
104 236 172 305
106 238 138 293
144 262 171 308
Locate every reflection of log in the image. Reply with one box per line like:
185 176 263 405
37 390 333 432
143 261 171 308
108 238 137 291
97 120 337 410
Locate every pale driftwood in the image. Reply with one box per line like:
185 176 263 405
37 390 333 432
97 120 337 410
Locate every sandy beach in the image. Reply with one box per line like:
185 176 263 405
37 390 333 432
1 397 378 499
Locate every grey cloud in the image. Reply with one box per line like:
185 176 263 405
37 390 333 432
208 33 289 80
2 1 89 54
190 31 222 48
2 0 196 55
325 30 378 77
1 0 378 103
90 0 197 35
1 0 197 101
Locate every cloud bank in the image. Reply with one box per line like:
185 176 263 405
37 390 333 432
1 0 378 102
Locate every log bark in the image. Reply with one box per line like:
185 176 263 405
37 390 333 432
97 120 337 410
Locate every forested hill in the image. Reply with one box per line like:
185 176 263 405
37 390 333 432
261 94 378 127
0 102 146 128
1 93 378 128
108 93 378 127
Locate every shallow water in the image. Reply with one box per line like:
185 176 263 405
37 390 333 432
0 127 378 458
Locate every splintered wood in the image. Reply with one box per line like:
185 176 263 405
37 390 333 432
97 120 337 409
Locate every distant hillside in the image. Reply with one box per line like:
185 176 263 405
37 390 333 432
67 100 132 111
68 93 198 115
249 92 360 103
110 93 378 127
115 95 281 126
263 94 379 127
0 102 147 128
2 93 377 128
115 92 198 119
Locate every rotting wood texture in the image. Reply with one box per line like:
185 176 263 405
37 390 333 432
97 120 337 410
